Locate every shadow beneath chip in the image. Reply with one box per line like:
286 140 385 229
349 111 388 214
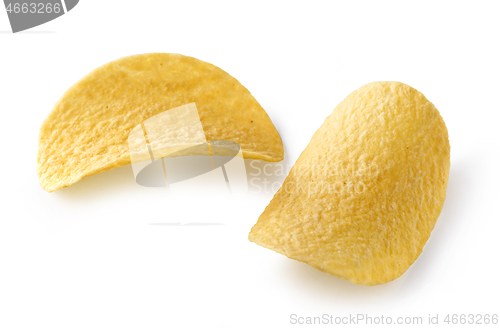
52 158 293 202
53 158 293 202
283 259 406 304
54 164 140 200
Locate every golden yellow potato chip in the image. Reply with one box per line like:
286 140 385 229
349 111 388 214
249 82 450 285
37 53 283 192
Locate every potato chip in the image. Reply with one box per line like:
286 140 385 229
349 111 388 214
249 82 450 285
37 53 283 192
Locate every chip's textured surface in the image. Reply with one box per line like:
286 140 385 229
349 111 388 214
37 53 283 192
249 82 450 285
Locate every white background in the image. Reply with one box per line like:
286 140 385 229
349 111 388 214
1 1 499 327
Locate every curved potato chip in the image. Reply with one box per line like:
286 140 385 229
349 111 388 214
249 82 450 285
37 53 283 192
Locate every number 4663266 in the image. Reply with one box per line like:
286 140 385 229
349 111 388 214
6 3 62 14
444 314 498 325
